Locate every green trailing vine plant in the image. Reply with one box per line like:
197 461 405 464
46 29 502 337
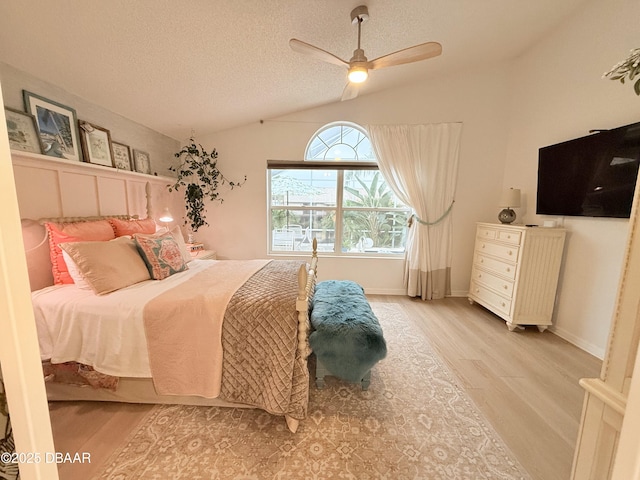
168 139 246 233
603 48 640 95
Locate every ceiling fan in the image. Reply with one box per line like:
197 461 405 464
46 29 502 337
289 5 442 101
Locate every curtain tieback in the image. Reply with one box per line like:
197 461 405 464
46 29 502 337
410 201 455 227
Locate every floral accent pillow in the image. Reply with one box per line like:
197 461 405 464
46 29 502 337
134 232 188 280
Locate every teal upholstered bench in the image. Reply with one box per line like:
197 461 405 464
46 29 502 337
309 280 387 390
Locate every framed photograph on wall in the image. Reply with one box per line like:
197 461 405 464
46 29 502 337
78 121 114 167
23 90 81 161
4 107 43 154
111 141 132 170
133 149 151 174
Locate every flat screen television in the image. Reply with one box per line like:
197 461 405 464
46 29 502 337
537 121 640 218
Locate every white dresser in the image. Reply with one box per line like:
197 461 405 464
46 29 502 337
468 222 566 331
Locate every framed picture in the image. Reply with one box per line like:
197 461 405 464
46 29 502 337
4 107 43 154
23 90 81 161
133 149 151 174
78 121 114 167
111 141 132 170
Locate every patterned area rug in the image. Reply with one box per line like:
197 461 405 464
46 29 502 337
95 303 530 479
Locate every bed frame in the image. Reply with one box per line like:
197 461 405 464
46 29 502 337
24 214 318 433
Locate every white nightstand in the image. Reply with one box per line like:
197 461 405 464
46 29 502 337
190 249 217 260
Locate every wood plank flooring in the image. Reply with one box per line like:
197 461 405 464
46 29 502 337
47 296 602 480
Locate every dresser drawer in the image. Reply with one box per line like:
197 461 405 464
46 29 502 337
477 226 497 240
471 266 515 297
476 241 519 262
469 281 512 316
497 230 522 245
474 253 517 280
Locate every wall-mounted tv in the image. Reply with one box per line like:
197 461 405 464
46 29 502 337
537 121 640 218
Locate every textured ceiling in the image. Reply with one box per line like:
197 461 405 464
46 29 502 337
0 0 588 140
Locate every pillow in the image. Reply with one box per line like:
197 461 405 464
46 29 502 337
134 232 188 280
59 237 151 295
61 250 91 290
46 220 116 285
109 217 157 237
141 226 191 263
169 226 193 264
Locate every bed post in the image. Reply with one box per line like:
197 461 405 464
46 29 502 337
145 181 152 219
288 239 318 433
296 238 318 359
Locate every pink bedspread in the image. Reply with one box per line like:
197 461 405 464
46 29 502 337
143 260 269 397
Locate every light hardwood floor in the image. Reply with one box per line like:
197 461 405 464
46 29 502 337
48 296 602 480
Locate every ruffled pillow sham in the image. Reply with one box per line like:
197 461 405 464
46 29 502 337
45 220 116 285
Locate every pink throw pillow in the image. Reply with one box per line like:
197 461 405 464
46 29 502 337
109 217 157 237
45 220 116 284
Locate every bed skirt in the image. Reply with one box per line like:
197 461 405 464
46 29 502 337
45 377 301 432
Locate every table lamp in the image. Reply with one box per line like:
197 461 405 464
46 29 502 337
498 188 521 224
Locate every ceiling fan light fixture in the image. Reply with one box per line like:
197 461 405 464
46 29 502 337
348 65 368 83
289 4 442 101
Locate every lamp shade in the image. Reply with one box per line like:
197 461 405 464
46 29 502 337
158 207 173 223
347 65 368 83
498 188 521 208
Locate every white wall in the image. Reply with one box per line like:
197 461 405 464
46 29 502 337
503 0 640 357
193 64 511 294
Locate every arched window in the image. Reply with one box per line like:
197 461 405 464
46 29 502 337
305 122 374 161
268 122 410 255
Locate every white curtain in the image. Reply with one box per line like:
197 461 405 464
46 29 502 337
367 123 462 300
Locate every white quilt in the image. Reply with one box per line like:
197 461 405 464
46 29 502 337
31 260 214 377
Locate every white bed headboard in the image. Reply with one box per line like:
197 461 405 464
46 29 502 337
12 151 182 290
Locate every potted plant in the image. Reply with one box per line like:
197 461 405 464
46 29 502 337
603 48 640 95
168 139 246 235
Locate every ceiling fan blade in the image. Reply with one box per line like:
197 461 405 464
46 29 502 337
368 42 442 70
289 39 348 67
341 82 360 101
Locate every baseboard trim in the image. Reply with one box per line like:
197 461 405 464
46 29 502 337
550 325 605 360
363 288 407 296
363 289 470 297
449 290 468 298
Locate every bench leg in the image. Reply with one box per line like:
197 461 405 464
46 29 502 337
315 358 329 389
361 370 371 391
316 358 373 390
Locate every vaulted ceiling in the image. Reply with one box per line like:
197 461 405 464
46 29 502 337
0 0 588 140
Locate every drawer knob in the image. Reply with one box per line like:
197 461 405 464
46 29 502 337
501 302 506 307
507 235 511 239
508 250 513 256
503 285 508 290
506 267 511 272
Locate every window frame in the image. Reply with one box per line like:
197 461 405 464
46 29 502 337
267 123 410 257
